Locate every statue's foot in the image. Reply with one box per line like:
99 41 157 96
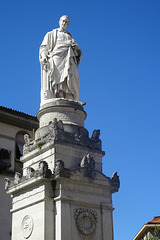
58 90 64 98
65 93 74 100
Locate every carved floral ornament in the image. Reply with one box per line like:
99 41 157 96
21 215 34 239
74 208 97 238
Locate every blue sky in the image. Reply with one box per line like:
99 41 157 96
0 0 160 239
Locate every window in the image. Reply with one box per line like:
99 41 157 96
0 148 11 172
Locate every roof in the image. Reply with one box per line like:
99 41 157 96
0 106 37 121
133 217 160 240
148 216 160 224
0 106 39 131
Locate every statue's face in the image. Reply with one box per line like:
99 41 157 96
59 17 69 31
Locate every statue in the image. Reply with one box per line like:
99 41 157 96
39 15 82 103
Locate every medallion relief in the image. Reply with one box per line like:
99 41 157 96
21 215 34 239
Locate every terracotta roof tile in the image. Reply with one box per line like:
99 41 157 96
148 217 160 224
0 106 37 121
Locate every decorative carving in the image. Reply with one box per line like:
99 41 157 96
23 134 36 155
21 215 33 239
14 172 22 185
5 178 11 190
91 129 100 140
75 208 97 237
55 160 64 175
110 172 120 193
24 134 30 145
46 118 63 142
23 118 65 155
32 161 52 178
23 118 103 156
91 129 101 149
5 162 52 191
80 154 95 177
26 167 35 179
81 154 95 169
53 159 70 178
38 161 52 178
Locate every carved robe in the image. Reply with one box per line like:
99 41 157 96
40 29 82 100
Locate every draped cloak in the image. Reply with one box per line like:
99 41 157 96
40 29 81 100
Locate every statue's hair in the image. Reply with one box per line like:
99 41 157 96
59 15 69 26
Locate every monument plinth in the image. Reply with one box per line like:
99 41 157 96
37 99 86 129
6 15 120 240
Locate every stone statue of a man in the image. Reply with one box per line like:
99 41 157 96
39 15 82 103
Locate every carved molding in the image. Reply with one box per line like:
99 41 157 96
75 208 97 238
5 161 51 190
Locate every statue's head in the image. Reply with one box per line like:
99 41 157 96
59 15 69 30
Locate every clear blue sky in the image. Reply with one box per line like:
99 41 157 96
0 0 160 239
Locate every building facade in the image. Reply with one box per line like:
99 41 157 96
0 106 38 239
133 217 160 240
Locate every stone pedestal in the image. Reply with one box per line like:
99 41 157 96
38 99 86 128
6 99 120 240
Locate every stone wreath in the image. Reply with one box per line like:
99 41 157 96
74 208 97 236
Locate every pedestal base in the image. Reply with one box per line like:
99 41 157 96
37 99 87 128
6 165 118 240
5 97 120 240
